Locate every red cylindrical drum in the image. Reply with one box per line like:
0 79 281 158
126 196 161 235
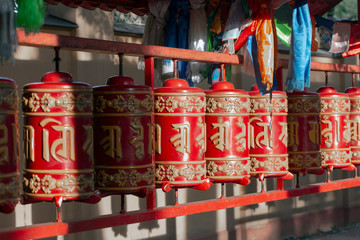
345 87 360 166
154 78 210 191
317 86 353 170
22 72 94 202
287 91 324 175
0 78 19 213
93 76 154 197
249 85 290 179
205 82 250 185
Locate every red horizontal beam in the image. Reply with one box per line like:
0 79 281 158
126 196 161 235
2 177 360 240
17 30 360 74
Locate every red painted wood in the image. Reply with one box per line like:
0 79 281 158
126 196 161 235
2 177 360 240
144 56 154 89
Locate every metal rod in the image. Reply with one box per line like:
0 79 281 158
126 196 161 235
220 183 225 199
173 60 178 78
325 71 328 86
353 73 356 88
53 47 61 72
118 53 123 76
174 189 179 206
120 194 126 214
327 167 331 183
220 64 225 82
56 207 62 223
296 173 300 189
355 167 358 178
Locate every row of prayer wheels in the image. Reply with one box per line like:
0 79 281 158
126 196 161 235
1 71 360 213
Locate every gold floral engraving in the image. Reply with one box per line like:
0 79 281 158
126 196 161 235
350 99 360 112
321 150 351 165
206 97 250 113
95 94 153 113
155 96 205 113
206 160 250 176
250 97 287 113
24 174 94 194
96 168 155 188
155 164 206 181
130 118 145 159
250 157 288 172
288 98 320 113
320 99 350 113
289 153 322 169
23 92 91 112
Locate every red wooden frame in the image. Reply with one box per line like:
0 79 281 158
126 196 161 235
2 30 360 239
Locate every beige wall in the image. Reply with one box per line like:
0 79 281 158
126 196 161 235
1 4 360 240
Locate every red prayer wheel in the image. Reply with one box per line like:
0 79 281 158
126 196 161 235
317 86 354 171
93 76 155 197
345 87 360 166
0 78 20 213
249 85 291 180
154 78 211 192
205 82 251 185
287 91 324 175
22 72 95 203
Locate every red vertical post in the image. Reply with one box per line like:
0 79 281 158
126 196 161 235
144 56 156 209
145 56 155 89
276 67 285 190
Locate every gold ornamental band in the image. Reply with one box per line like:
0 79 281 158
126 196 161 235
249 154 288 157
307 167 323 171
98 185 154 191
205 157 250 161
94 113 153 117
23 89 91 93
320 112 350 115
250 95 286 99
205 113 248 116
23 192 94 198
320 96 349 100
24 169 94 174
0 172 19 179
348 111 360 114
155 113 204 116
94 91 152 95
288 151 321 154
250 171 289 175
155 161 205 165
249 113 287 116
287 96 319 100
209 175 250 180
350 146 360 149
320 148 351 152
156 180 205 185
95 164 154 169
206 94 249 98
154 92 205 97
24 112 92 116
322 163 351 167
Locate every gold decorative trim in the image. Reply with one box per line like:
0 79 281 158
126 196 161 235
320 96 349 100
206 97 250 113
249 113 288 116
155 180 205 185
250 95 286 99
320 112 350 115
95 168 155 187
250 154 288 157
250 97 288 113
22 92 92 113
321 150 351 165
94 91 152 95
23 174 94 194
288 151 320 154
321 148 351 152
250 157 288 172
97 186 154 191
155 164 206 181
94 94 153 113
287 113 321 116
205 113 249 116
0 172 19 179
155 96 205 113
24 112 92 116
23 89 91 93
206 94 249 98
94 113 153 117
320 99 350 112
95 164 154 169
288 98 320 113
154 92 205 97
250 171 289 175
24 169 93 174
154 113 204 116
23 192 94 198
206 160 250 176
206 157 250 161
155 161 205 165
288 153 322 169
208 175 250 179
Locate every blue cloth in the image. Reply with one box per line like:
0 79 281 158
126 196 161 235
164 0 190 81
247 35 278 95
285 0 312 92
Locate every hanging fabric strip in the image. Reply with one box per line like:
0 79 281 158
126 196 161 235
329 22 350 54
274 3 292 47
255 6 276 92
285 0 312 92
186 0 207 85
343 24 360 58
0 0 16 64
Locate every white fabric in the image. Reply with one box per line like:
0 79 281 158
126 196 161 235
185 0 207 84
329 22 350 54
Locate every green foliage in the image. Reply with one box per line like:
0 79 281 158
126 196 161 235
323 0 357 21
16 0 45 33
